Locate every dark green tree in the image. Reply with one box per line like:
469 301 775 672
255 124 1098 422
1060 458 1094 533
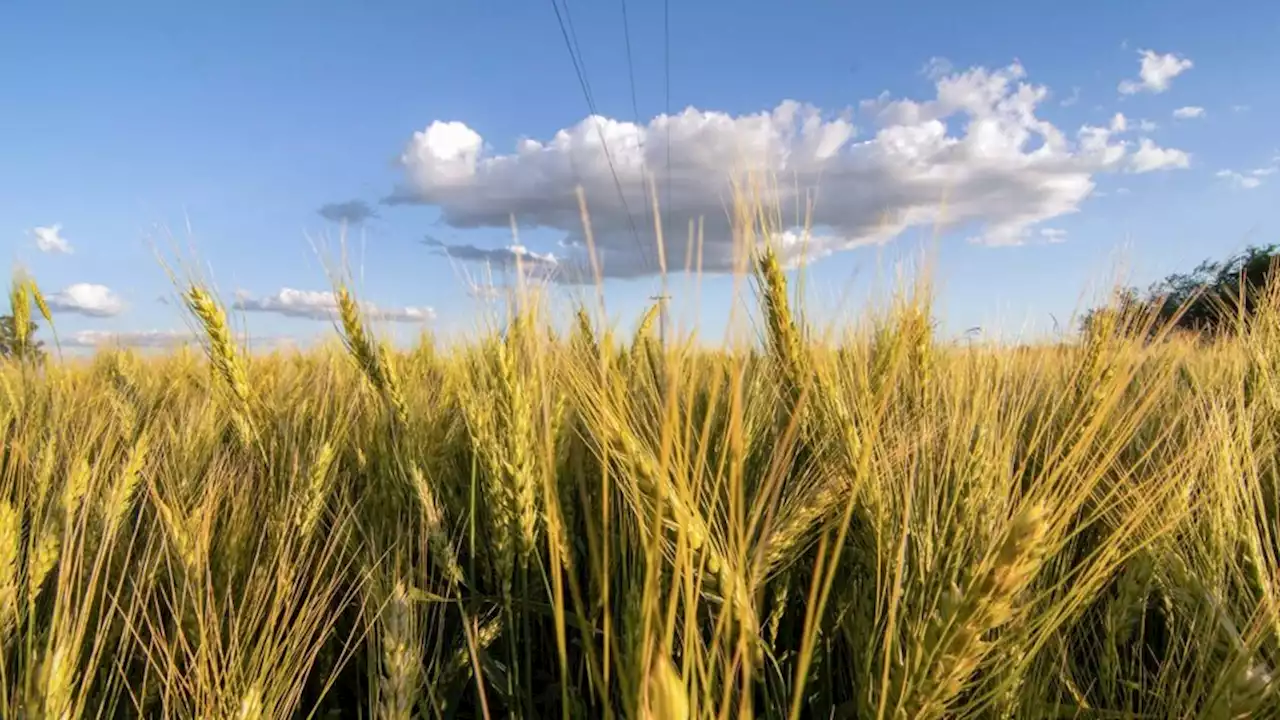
0 314 45 361
1081 244 1280 338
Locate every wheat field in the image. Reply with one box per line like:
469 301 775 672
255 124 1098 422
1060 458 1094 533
3 205 1280 719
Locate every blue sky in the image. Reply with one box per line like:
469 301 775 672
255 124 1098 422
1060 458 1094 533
3 0 1278 350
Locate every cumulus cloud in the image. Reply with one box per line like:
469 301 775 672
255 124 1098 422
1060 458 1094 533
232 288 435 322
318 200 379 224
1118 50 1193 95
65 329 197 349
31 224 73 254
1172 106 1205 119
386 61 1190 271
1129 138 1190 173
46 284 125 317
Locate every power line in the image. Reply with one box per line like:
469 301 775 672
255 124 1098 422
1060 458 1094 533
618 0 652 247
547 0 651 275
619 0 642 124
663 0 671 218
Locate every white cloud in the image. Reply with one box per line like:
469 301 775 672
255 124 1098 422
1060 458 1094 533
1232 105 1251 113
1109 113 1128 132
1252 167 1278 177
31 224 73 254
46 284 125 317
1172 106 1205 119
65 329 197 349
1060 87 1081 107
232 288 435 322
1129 138 1190 173
1118 50 1193 95
1137 119 1159 132
386 61 1187 266
1039 227 1068 243
1216 170 1262 190
1114 187 1132 195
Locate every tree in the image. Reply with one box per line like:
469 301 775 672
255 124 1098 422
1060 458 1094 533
1081 244 1280 339
0 314 44 361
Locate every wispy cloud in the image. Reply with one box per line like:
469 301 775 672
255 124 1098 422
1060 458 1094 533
1216 156 1280 190
31 224 73 254
1216 170 1261 190
920 56 954 79
64 329 295 351
317 200 379 224
1038 228 1068 243
65 329 197 349
46 284 125 317
422 236 558 271
1172 106 1205 119
233 288 435 322
1118 50 1193 95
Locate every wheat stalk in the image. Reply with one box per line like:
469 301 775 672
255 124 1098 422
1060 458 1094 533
497 331 541 566
32 638 77 720
9 270 32 357
335 283 408 427
62 457 90 521
27 530 60 604
376 581 423 720
409 465 463 585
757 247 809 405
642 652 689 720
184 286 255 442
0 501 19 640
296 442 336 539
904 502 1050 719
235 685 264 720
105 432 149 538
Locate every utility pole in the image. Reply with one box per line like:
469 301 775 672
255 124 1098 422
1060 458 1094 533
649 293 671 346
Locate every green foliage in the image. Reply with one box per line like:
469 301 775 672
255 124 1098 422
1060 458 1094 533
1082 244 1280 338
0 314 44 361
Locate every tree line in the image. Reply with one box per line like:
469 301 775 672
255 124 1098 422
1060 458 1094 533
1081 244 1279 338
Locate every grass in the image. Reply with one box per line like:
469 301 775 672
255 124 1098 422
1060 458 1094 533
3 195 1280 719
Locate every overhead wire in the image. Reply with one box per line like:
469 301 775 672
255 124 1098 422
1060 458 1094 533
618 0 652 244
547 0 652 275
663 0 672 218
